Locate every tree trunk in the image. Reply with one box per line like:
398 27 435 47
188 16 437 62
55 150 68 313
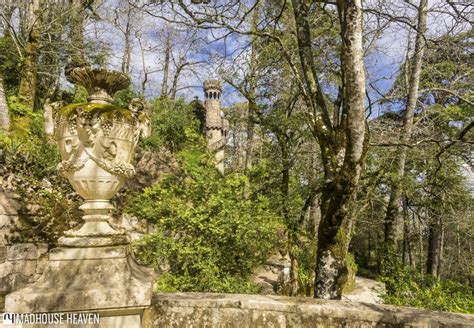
0 74 10 130
121 23 131 74
402 196 410 267
426 215 442 278
70 0 86 67
244 6 259 176
18 0 41 110
313 0 367 299
161 35 171 97
383 0 428 259
279 138 298 295
437 223 444 278
290 0 367 299
245 98 256 172
0 3 15 38
170 63 184 100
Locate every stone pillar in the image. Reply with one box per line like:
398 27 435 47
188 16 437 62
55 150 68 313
5 67 153 327
203 80 227 174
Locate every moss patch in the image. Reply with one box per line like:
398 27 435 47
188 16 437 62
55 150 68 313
57 103 134 121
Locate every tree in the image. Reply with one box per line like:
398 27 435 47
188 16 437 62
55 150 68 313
383 0 428 264
17 0 42 109
289 0 368 299
0 73 9 130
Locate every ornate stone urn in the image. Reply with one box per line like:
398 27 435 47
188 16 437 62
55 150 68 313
54 67 150 246
5 68 153 324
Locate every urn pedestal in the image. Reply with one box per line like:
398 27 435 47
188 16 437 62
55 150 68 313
5 68 153 328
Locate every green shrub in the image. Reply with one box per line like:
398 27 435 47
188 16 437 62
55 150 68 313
127 165 283 293
0 119 82 244
380 267 474 314
142 97 203 152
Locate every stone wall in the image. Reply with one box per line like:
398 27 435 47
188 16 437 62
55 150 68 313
145 293 474 328
0 190 48 307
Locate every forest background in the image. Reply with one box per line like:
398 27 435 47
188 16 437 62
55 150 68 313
0 0 472 314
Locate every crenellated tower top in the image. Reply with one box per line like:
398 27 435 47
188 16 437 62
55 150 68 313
204 80 222 100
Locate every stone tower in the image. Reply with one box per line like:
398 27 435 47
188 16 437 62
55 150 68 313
204 80 227 174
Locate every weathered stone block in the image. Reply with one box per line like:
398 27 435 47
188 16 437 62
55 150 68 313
0 214 20 232
146 293 474 328
5 245 153 313
35 254 48 274
7 243 41 260
252 310 287 327
0 245 6 262
213 308 252 327
12 259 37 277
0 191 20 215
0 261 13 279
0 272 29 295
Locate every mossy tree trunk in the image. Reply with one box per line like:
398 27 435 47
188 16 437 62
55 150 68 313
0 5 16 129
291 0 367 299
18 0 42 110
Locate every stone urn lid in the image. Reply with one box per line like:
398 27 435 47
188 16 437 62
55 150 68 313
65 66 130 104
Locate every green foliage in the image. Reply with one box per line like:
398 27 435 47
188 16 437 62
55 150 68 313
143 97 203 152
6 95 44 137
154 273 262 294
72 85 89 103
380 266 474 314
295 237 317 295
0 36 21 97
128 167 282 293
7 95 32 116
126 97 282 293
113 88 138 108
342 253 358 294
0 122 82 243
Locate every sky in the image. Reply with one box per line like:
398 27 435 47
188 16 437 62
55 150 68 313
83 0 418 112
5 0 466 112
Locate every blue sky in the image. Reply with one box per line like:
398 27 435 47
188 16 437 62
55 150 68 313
61 0 465 115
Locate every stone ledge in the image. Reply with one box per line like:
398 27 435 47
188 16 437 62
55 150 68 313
146 292 474 328
5 249 153 313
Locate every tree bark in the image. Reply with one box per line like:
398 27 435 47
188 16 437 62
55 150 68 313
169 60 184 100
278 136 298 295
70 0 86 67
426 215 442 278
290 0 368 299
161 34 171 97
383 0 428 259
0 74 10 130
402 196 410 267
1 5 16 129
121 19 131 74
244 6 259 177
315 0 367 299
18 0 41 110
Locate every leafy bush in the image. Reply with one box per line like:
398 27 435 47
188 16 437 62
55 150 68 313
142 97 203 153
126 97 283 293
0 36 21 97
0 113 82 244
380 267 474 314
127 165 283 293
